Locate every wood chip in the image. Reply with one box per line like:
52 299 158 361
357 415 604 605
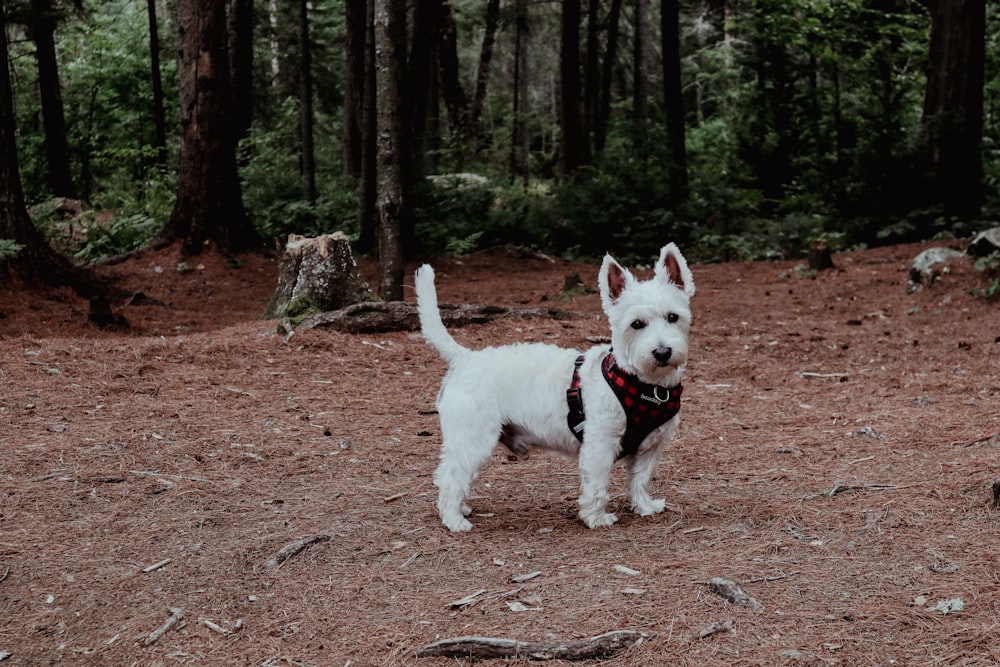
613 564 640 576
511 571 542 583
449 589 486 608
701 577 765 612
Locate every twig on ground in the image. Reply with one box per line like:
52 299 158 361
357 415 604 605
806 483 898 500
700 577 765 612
413 629 652 660
264 534 331 572
141 558 172 574
799 372 849 379
144 608 184 646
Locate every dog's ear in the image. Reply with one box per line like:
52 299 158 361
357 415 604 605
655 243 696 298
599 254 633 307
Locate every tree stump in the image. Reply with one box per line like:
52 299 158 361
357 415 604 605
264 232 373 319
808 239 835 272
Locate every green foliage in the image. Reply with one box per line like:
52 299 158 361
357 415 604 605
971 251 1000 300
71 213 160 263
0 239 25 261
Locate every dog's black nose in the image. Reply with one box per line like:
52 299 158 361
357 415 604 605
653 347 673 364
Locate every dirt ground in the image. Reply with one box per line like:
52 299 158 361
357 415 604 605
1 240 999 666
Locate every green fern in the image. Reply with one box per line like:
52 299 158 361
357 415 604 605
0 239 24 261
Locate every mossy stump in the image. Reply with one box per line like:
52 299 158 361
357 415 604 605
264 232 373 320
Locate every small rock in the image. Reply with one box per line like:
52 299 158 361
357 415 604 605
908 247 965 288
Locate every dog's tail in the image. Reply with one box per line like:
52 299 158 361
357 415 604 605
414 264 466 364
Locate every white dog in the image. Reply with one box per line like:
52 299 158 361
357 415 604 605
415 243 695 531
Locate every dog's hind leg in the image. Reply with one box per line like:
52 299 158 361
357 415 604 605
433 408 499 532
626 443 667 516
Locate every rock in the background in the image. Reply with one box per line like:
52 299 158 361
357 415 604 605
908 247 966 288
967 227 1000 257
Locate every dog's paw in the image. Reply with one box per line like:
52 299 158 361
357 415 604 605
581 511 618 529
442 516 473 532
461 503 472 517
632 497 666 516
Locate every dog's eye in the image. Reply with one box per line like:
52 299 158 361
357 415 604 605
666 313 679 324
630 319 646 330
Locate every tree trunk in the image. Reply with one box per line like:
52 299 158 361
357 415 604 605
632 0 647 152
661 0 688 202
408 0 438 176
298 0 316 202
0 3 94 295
595 0 622 153
922 0 985 220
583 0 599 164
357 0 378 253
558 0 584 178
158 0 261 257
469 0 500 150
343 0 365 178
374 0 406 300
30 0 75 198
147 0 168 165
437 0 469 152
509 0 529 186
227 0 254 141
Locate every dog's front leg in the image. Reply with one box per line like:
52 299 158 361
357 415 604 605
627 443 666 516
577 437 619 528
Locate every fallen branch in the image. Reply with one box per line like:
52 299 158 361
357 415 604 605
144 608 184 646
294 301 588 334
264 534 331 572
413 630 652 660
700 578 765 612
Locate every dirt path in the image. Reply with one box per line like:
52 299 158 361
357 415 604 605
1 241 998 665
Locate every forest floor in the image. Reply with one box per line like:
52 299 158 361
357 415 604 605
1 239 999 666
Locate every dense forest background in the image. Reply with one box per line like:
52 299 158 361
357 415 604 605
1 0 996 294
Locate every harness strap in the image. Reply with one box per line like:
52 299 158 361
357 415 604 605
566 355 586 441
566 351 682 459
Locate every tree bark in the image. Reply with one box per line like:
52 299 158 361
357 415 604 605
408 0 438 176
30 0 75 198
227 0 254 141
298 0 316 202
661 0 688 202
922 0 985 220
157 0 261 257
147 0 168 165
356 0 378 253
558 0 584 178
264 233 372 318
373 0 407 300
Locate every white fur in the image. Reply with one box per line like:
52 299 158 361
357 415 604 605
415 244 695 531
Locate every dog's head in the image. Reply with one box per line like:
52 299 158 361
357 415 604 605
599 243 695 386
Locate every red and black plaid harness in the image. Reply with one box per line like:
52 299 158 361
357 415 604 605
566 351 682 459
